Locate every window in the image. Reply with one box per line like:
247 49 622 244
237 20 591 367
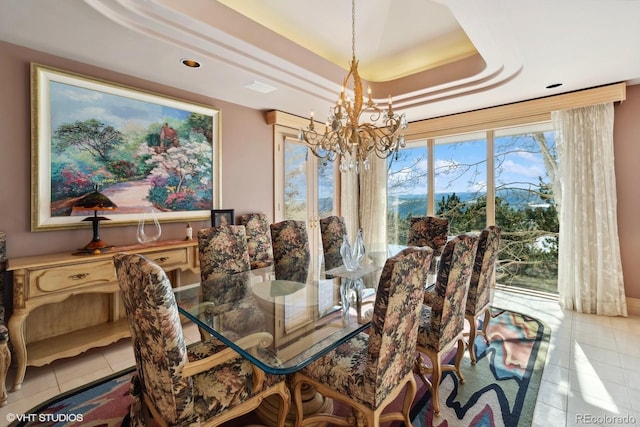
387 123 558 293
494 126 558 293
318 158 336 218
434 133 487 233
387 145 427 244
283 140 308 220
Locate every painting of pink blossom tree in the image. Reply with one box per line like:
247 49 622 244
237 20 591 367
31 64 220 230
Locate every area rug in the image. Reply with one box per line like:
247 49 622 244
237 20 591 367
415 307 549 427
12 308 548 427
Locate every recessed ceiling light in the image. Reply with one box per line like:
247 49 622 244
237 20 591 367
181 59 201 68
546 83 563 89
244 80 276 94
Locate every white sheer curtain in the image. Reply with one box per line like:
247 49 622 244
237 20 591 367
552 103 627 316
359 156 387 254
340 156 387 253
341 168 359 242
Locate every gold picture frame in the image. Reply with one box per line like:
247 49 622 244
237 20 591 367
31 63 221 231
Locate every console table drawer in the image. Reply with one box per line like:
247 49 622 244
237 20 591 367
143 248 189 270
30 260 116 295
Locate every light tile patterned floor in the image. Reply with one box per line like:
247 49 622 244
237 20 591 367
1 289 640 427
496 289 640 427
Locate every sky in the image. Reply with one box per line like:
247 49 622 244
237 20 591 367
388 132 554 195
285 131 555 206
49 81 193 132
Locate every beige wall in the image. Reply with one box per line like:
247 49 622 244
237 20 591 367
1 40 639 298
0 41 274 258
614 84 640 298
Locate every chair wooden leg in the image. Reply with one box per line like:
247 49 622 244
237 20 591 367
401 375 417 425
416 340 468 417
275 383 290 427
414 353 432 388
430 353 443 414
455 339 466 384
468 308 492 364
467 315 479 364
292 378 305 427
481 308 491 343
415 352 445 414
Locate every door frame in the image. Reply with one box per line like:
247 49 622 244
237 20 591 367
273 124 340 275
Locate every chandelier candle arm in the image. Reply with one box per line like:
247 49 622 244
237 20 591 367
298 0 407 173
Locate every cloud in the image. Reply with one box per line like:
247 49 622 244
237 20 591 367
58 87 103 102
512 150 538 161
501 159 545 178
434 159 460 175
472 180 487 191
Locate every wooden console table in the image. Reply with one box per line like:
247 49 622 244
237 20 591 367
7 239 198 391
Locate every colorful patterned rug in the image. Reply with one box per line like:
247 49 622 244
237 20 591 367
413 308 549 427
11 308 548 427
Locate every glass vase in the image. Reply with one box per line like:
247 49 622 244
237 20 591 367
136 208 162 244
353 228 365 266
340 231 365 271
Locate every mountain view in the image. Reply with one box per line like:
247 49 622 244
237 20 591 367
389 189 548 219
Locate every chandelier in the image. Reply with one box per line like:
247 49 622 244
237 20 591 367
298 0 407 173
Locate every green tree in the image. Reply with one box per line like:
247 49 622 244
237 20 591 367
53 119 123 163
187 113 214 143
436 193 467 232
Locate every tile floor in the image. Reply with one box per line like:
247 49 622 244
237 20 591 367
1 289 640 427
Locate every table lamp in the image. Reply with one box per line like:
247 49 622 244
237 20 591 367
72 187 117 254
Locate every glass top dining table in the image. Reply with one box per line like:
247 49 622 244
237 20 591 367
174 260 383 375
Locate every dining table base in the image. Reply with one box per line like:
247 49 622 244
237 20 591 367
255 382 332 427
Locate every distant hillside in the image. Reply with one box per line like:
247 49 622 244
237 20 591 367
318 189 551 219
388 189 549 218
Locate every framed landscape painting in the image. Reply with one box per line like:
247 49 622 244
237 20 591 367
31 63 221 231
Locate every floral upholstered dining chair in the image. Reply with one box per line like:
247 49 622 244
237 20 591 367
270 219 310 283
407 216 449 257
291 246 433 427
465 225 501 363
113 253 290 427
415 233 479 415
198 225 264 335
237 213 274 269
319 215 347 272
407 216 450 281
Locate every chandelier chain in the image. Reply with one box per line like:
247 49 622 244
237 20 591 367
352 0 356 62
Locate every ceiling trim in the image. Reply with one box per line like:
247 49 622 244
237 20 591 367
85 0 525 119
268 82 627 139
405 82 627 139
85 0 344 103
